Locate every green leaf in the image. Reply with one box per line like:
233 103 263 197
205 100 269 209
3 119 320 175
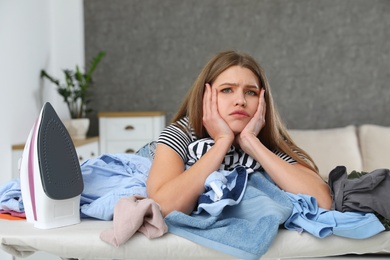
40 51 105 119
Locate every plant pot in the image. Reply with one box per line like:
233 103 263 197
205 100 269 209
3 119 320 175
63 118 90 140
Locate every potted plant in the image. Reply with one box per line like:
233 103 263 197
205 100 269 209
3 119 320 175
40 51 106 139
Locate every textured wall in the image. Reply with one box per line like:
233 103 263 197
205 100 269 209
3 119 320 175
84 0 390 136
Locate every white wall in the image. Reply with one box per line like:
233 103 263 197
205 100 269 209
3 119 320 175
0 0 84 258
0 0 84 184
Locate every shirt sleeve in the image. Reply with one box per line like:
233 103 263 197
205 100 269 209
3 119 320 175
157 121 193 163
274 150 297 164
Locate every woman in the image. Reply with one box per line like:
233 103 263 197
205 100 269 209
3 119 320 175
147 50 331 216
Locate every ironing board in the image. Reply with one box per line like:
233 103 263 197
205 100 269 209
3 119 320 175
2 218 390 259
0 219 229 259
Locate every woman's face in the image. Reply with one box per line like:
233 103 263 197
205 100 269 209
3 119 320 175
211 65 261 134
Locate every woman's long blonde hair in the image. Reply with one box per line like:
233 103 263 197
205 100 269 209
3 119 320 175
172 50 319 174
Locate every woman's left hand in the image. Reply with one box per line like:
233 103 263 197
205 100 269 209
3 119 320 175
236 88 266 147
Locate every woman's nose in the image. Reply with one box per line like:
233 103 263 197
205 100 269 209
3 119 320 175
234 93 247 107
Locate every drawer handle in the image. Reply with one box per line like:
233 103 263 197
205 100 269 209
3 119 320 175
125 149 135 153
125 125 135 130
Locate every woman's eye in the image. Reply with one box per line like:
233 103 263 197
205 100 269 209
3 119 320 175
246 90 258 96
221 88 232 93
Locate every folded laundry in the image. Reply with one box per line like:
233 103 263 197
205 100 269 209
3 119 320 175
328 166 390 219
0 178 24 213
165 171 293 260
79 153 151 220
284 192 385 239
100 195 167 247
193 166 248 216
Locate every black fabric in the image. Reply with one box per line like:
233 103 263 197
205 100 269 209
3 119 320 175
328 166 390 219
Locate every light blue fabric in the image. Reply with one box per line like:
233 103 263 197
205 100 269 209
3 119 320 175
135 141 156 161
193 166 248 216
284 192 385 239
79 153 150 220
165 171 293 260
0 154 151 221
0 178 24 212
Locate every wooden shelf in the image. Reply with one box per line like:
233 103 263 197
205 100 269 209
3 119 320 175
98 111 165 118
12 136 99 150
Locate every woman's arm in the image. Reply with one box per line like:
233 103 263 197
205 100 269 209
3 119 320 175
237 89 332 209
147 84 235 216
147 138 231 217
147 84 238 216
238 135 332 209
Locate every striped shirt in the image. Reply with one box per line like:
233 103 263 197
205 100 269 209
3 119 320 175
157 117 296 171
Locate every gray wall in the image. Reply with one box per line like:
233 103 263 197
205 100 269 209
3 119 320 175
84 0 390 136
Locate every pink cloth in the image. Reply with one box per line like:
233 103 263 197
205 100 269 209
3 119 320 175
100 195 167 247
0 209 26 218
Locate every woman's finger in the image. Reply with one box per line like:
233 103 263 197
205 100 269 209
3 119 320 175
203 83 211 117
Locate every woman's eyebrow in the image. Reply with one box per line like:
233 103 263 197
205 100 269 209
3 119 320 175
217 82 260 89
217 82 239 87
246 84 260 89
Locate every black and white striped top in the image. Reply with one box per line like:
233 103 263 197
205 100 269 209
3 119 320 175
157 117 296 171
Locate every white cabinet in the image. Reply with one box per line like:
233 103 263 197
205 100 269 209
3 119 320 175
11 144 24 179
72 137 99 163
99 112 165 154
11 137 99 179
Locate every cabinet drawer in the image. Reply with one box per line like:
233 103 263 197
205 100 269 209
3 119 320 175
106 118 155 140
76 142 98 163
106 140 148 154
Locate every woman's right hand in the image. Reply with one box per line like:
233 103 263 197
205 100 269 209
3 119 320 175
202 83 234 144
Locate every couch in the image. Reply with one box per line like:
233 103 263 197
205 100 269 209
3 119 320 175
1 124 390 259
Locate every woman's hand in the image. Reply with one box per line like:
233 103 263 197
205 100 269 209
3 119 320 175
203 83 234 143
236 88 266 149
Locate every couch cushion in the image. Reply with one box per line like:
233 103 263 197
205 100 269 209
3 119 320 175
288 125 363 181
359 124 390 172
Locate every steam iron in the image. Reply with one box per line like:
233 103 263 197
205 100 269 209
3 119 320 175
20 102 84 229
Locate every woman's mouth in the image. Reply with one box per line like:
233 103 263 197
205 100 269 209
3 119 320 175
229 110 250 117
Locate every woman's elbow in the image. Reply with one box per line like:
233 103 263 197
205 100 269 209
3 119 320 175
317 184 332 210
148 191 169 217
